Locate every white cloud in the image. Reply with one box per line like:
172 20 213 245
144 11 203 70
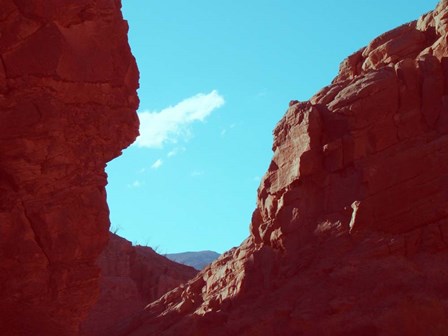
167 147 186 158
191 170 204 177
220 123 236 137
151 159 163 169
128 180 142 188
135 90 225 148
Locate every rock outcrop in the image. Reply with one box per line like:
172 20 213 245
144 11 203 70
112 2 448 335
0 1 139 335
80 233 197 336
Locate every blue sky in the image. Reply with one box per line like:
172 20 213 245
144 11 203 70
107 0 439 253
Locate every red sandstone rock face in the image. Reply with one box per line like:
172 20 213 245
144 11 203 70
0 1 139 335
111 2 448 335
80 233 197 336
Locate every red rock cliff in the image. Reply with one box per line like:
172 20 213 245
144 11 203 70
80 233 197 336
0 1 139 335
112 2 448 335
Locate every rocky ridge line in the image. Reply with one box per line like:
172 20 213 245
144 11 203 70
111 2 448 335
81 233 197 336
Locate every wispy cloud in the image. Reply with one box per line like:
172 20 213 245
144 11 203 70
220 123 236 137
135 90 225 149
191 170 205 177
167 147 186 158
128 180 143 188
151 159 163 169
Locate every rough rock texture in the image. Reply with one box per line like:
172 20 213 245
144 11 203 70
112 2 448 335
0 1 139 335
80 233 197 336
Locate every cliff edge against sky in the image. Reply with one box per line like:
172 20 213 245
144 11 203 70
111 1 448 335
2 1 448 335
0 1 139 335
81 233 197 336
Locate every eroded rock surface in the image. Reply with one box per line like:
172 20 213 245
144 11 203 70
0 1 139 335
80 233 197 336
112 2 448 335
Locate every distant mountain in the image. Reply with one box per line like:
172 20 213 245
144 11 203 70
166 251 221 270
81 233 197 335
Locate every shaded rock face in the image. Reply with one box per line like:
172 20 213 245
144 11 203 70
0 1 139 335
80 233 197 336
112 2 448 336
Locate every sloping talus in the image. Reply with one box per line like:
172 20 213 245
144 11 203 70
81 233 197 336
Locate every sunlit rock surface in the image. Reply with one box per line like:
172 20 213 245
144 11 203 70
80 233 197 336
0 1 139 335
112 2 448 335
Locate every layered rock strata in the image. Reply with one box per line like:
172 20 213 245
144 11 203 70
0 1 139 335
81 233 197 336
112 2 448 335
